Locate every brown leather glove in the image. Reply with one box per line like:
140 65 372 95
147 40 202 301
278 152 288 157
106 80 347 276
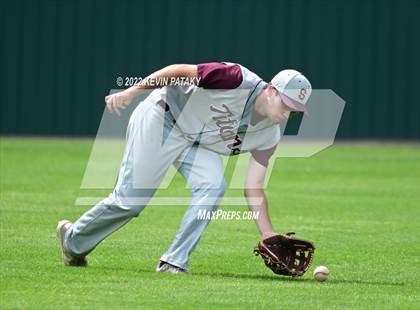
254 232 315 277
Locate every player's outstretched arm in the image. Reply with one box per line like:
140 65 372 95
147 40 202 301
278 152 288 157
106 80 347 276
105 64 198 115
244 156 277 239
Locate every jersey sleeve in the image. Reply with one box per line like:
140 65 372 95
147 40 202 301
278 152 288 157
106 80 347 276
197 62 243 89
250 144 277 168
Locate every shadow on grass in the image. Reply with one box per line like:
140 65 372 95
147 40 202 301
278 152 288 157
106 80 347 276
192 271 405 287
95 265 404 287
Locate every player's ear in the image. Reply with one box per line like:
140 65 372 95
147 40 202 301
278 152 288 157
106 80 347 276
267 84 278 97
266 84 275 94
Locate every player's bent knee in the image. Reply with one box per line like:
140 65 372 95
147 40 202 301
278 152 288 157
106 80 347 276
191 177 227 196
106 201 145 218
125 205 145 218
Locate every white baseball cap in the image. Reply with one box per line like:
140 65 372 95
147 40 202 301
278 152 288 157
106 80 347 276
271 69 312 113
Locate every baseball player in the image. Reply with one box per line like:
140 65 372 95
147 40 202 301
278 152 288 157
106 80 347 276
57 62 313 275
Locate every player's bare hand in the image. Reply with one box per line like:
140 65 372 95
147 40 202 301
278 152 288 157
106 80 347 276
105 91 132 116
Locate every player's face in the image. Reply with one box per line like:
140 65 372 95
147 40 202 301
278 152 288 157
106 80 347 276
265 87 293 124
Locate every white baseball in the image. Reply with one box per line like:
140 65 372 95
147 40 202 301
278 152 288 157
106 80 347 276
313 266 330 282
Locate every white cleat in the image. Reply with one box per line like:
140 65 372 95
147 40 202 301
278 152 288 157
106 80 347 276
156 261 189 274
56 220 88 267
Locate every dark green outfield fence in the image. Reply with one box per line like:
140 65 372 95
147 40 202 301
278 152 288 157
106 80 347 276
0 0 419 139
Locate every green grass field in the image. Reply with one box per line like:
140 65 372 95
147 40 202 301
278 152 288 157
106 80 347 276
1 138 419 309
